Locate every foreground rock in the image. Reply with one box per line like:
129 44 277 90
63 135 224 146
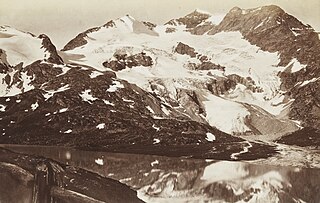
0 147 144 203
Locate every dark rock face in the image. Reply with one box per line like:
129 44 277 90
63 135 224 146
166 10 210 28
190 24 216 35
175 42 225 71
226 74 263 93
38 34 64 64
62 27 101 51
142 21 157 30
102 52 153 71
175 42 197 57
207 78 237 95
0 49 10 74
0 148 144 203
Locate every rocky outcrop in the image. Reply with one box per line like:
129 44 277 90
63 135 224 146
38 34 64 64
175 42 197 57
166 10 211 28
102 52 153 71
190 24 216 35
0 49 10 73
175 42 226 71
227 74 263 93
62 27 101 51
207 78 236 95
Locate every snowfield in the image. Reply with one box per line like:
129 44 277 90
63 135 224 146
0 26 49 66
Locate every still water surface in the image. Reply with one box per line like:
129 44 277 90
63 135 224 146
1 144 319 203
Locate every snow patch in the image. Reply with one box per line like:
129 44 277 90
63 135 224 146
161 105 170 115
152 124 160 131
95 158 104 166
56 65 71 77
106 81 124 92
79 89 98 103
63 129 72 134
20 72 34 93
300 77 319 87
151 160 159 166
31 102 39 111
103 99 115 106
205 132 216 142
153 138 160 144
122 98 134 102
43 85 70 100
90 71 104 78
0 104 6 112
59 108 68 113
289 58 307 73
96 123 106 129
146 106 155 114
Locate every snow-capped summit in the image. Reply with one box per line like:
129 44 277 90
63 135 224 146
62 15 158 51
194 8 212 15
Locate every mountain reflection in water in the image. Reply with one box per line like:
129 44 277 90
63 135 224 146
1 145 319 203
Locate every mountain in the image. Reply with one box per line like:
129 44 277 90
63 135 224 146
0 26 63 96
207 5 320 131
0 5 319 161
0 22 277 160
61 6 305 137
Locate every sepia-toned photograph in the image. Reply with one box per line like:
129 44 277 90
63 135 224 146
0 0 319 202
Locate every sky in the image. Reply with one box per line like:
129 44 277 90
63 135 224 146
0 0 319 49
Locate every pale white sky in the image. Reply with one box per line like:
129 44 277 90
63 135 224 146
0 0 319 49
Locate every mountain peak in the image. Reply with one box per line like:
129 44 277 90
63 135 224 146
194 8 212 15
119 14 136 22
166 9 212 28
229 5 284 16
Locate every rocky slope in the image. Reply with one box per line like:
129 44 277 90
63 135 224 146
0 59 276 160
